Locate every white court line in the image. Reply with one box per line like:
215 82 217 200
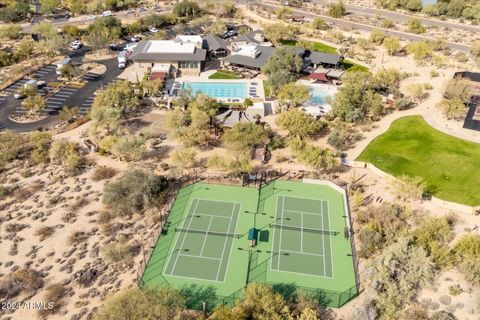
300 212 303 252
166 199 199 276
199 216 213 256
320 200 327 277
215 202 237 281
192 213 231 220
277 196 285 268
282 208 323 215
269 265 334 279
326 200 334 279
281 249 324 258
178 253 221 261
223 202 242 282
164 272 224 283
270 195 280 271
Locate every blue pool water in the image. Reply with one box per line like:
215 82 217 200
308 85 335 105
182 82 248 99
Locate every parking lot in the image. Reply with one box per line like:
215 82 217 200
0 55 123 131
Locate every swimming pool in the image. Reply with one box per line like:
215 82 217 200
182 82 248 99
308 85 336 105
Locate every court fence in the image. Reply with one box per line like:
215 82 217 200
136 170 359 309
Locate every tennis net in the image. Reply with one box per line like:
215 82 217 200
270 224 338 236
175 227 241 238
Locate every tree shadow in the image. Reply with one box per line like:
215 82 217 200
179 284 217 312
272 283 298 303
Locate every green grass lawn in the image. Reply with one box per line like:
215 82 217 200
357 115 480 206
208 70 241 79
280 39 337 54
280 39 369 72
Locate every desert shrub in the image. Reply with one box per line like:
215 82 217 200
68 231 88 245
327 127 362 151
276 109 325 139
451 234 480 286
288 138 338 171
49 140 84 174
102 169 168 216
411 216 453 268
268 135 286 150
70 198 90 211
448 284 463 296
0 268 44 299
356 203 410 257
38 284 68 318
5 223 29 233
0 130 24 169
94 287 186 320
97 211 112 224
370 238 435 319
92 166 118 181
430 311 456 320
102 238 134 267
35 226 55 241
395 96 413 110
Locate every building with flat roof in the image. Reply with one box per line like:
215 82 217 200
130 37 207 76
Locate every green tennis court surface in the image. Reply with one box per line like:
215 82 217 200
140 180 358 308
271 196 334 278
164 199 241 282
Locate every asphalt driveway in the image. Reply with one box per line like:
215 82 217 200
0 54 123 132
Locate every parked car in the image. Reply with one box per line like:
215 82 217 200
101 10 113 17
70 40 82 50
148 26 158 33
86 15 96 20
126 9 134 14
109 44 122 51
125 34 141 42
14 80 45 99
222 30 237 39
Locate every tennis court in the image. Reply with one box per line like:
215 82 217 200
271 195 334 278
164 199 241 282
140 180 358 308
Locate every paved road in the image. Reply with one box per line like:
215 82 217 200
311 0 480 33
22 9 159 33
0 54 122 132
244 1 470 52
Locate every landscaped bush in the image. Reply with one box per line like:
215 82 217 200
102 169 168 216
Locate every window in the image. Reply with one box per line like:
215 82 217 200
179 61 199 69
